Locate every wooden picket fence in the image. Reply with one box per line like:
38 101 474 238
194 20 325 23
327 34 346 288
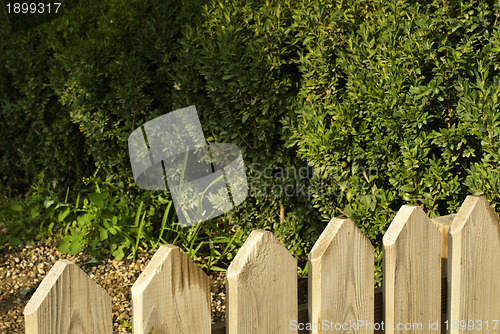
23 195 500 333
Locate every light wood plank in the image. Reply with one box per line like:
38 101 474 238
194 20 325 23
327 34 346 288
212 304 308 334
24 259 112 334
383 205 441 334
431 214 456 259
132 245 211 334
226 230 297 334
448 196 500 333
308 217 374 333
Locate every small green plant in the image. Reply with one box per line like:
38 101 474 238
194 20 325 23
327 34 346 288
121 319 132 331
297 262 308 279
50 172 245 269
54 173 157 260
161 217 245 272
0 172 62 247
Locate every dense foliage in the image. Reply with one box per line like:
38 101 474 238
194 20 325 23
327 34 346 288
2 0 500 284
286 0 500 250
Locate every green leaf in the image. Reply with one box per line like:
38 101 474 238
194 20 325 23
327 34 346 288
222 74 235 80
57 207 71 222
112 247 125 260
69 238 84 255
99 228 108 241
43 198 55 209
88 192 108 210
242 113 249 123
57 235 72 253
303 35 314 45
83 258 99 266
76 213 92 228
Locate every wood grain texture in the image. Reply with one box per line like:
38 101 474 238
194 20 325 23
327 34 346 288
211 304 308 334
212 275 449 334
431 214 456 259
132 245 210 334
226 230 297 334
24 259 112 334
448 196 500 333
383 205 441 334
308 218 374 334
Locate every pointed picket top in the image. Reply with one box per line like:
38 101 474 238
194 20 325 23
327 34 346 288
226 230 297 334
309 218 374 334
448 196 500 333
383 205 441 334
132 244 210 334
24 259 112 334
431 214 456 259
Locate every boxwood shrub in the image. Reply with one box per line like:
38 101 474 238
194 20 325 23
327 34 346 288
284 0 500 281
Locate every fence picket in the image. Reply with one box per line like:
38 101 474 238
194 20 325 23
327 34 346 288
431 214 456 259
23 259 112 334
131 244 211 334
448 196 500 333
383 205 441 333
22 196 500 334
308 217 374 334
226 230 297 334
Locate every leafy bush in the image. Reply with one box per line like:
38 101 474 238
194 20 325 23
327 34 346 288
0 0 320 263
0 18 89 188
0 173 55 247
43 0 185 183
54 174 159 260
171 0 321 256
4 0 500 284
0 0 204 186
284 0 500 283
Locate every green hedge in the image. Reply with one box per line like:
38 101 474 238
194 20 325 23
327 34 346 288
2 0 500 279
171 0 319 253
284 0 500 280
0 0 319 256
